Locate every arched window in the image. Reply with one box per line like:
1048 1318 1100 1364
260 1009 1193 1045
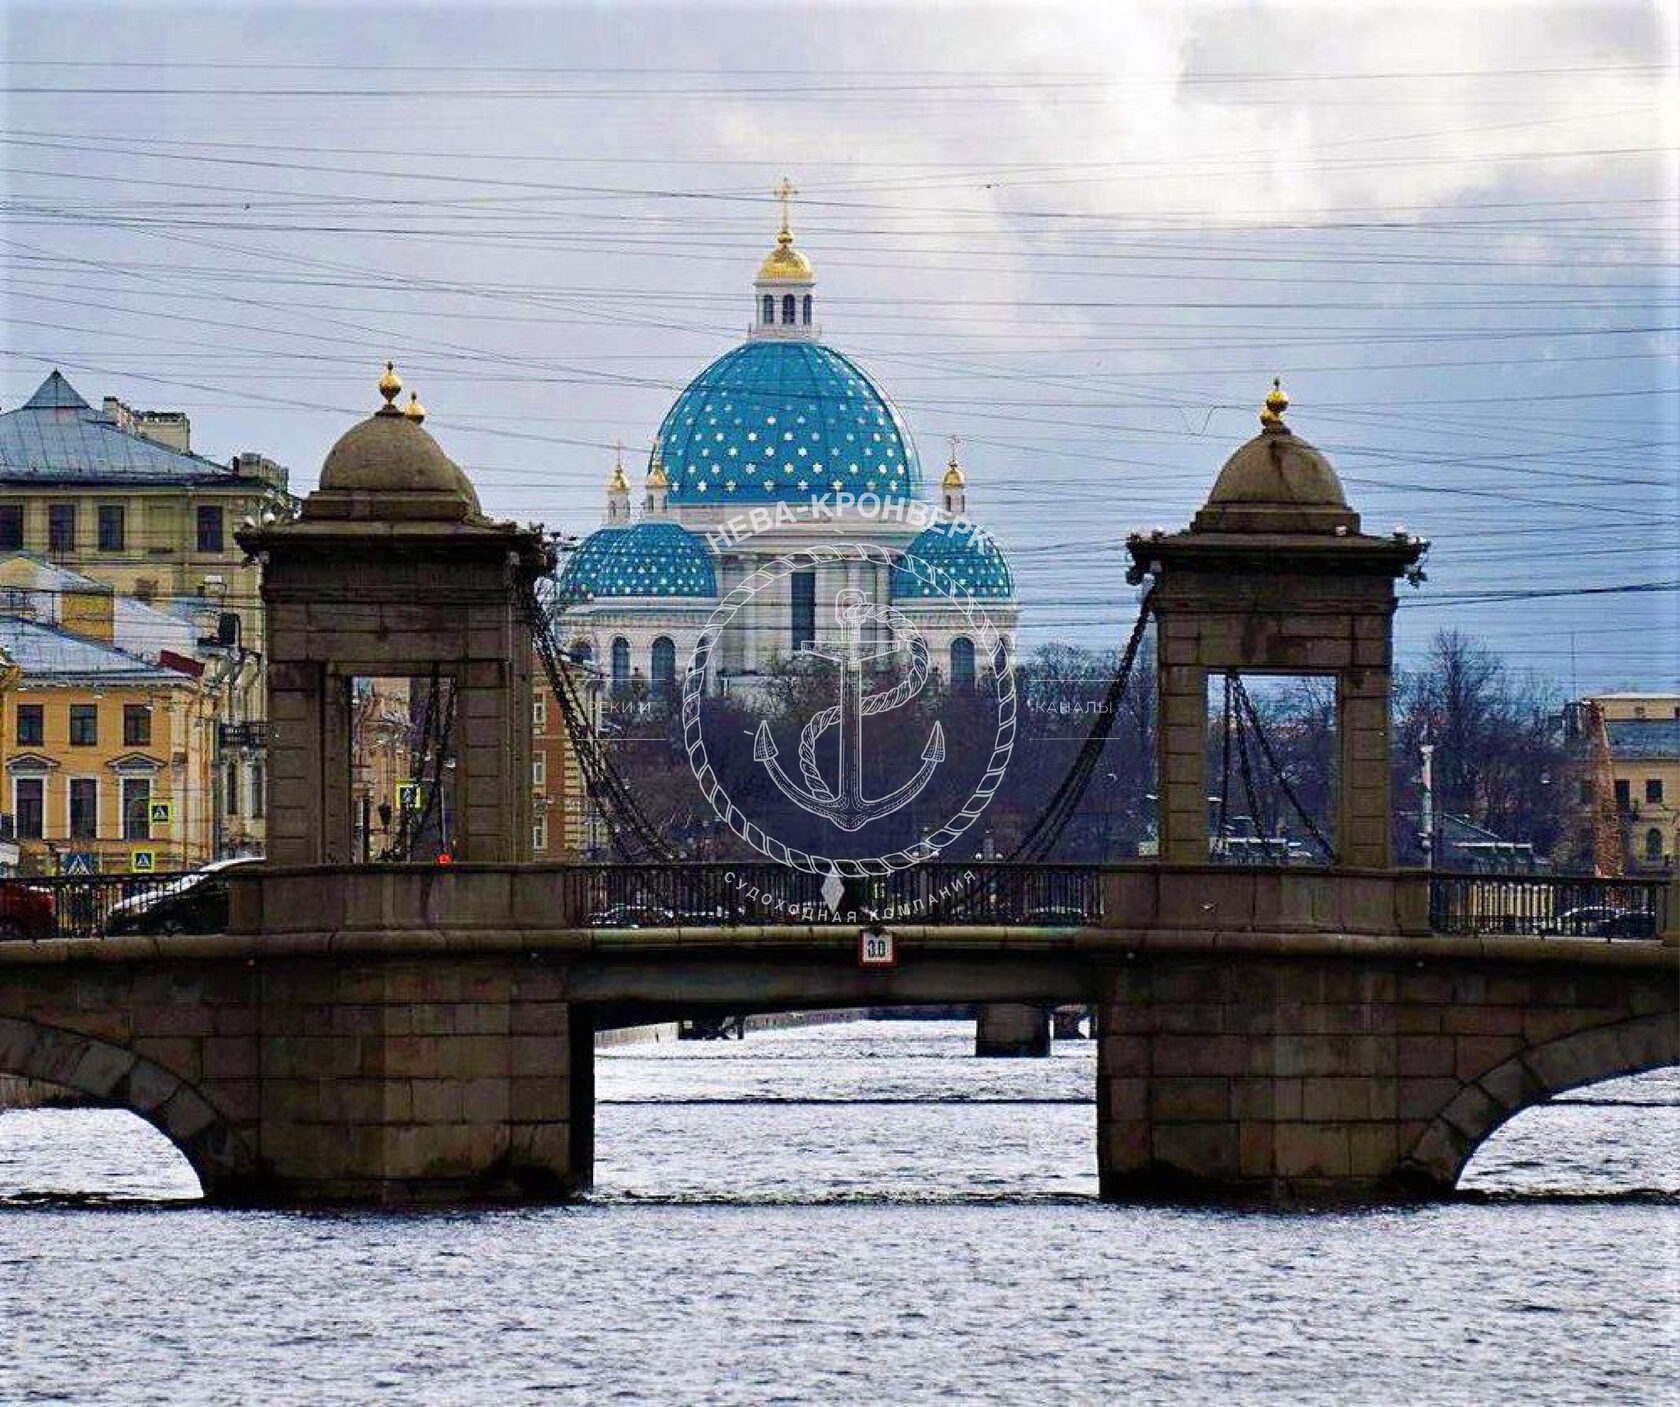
782 293 797 324
570 639 593 665
802 294 813 325
950 637 976 689
1646 828 1664 862
610 637 631 694
651 637 676 695
761 294 775 324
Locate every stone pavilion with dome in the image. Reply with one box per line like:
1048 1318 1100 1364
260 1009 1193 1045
554 186 1020 697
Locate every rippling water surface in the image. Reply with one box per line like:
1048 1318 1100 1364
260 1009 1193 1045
1 1020 1675 1403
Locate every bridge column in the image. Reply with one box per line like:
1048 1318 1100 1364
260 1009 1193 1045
974 1003 1050 1057
1127 385 1423 866
239 365 550 866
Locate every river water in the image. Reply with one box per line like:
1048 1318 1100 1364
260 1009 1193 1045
0 1020 1674 1403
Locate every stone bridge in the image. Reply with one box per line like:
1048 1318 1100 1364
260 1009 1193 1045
0 865 1672 1204
6 374 1674 1206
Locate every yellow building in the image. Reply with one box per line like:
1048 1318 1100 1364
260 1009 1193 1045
0 371 293 856
531 654 593 860
1595 693 1679 873
0 615 219 873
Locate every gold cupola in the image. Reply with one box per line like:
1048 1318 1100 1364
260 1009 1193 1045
757 175 815 282
752 176 818 341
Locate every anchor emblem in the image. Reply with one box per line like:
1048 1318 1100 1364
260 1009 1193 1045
754 589 944 832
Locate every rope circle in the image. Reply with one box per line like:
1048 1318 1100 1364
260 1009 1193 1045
680 542 1016 878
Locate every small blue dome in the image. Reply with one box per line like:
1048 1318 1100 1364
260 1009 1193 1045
559 522 717 599
653 341 921 506
892 521 1015 601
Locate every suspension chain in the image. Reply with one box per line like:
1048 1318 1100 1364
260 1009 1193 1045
519 578 678 862
1232 675 1336 862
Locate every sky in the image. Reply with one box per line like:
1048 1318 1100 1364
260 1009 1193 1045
1 0 1675 692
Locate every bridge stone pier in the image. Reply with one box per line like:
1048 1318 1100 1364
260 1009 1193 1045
0 378 1672 1205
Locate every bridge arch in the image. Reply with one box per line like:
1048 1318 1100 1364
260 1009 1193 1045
1400 1012 1678 1194
0 1016 255 1198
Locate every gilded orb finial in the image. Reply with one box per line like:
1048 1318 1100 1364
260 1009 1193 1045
647 435 669 488
378 360 402 407
403 390 426 423
1260 377 1289 428
942 434 966 490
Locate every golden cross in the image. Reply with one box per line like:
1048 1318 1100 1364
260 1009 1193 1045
948 433 960 465
773 175 797 237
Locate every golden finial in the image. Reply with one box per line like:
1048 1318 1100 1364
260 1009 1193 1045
403 391 425 423
942 433 965 490
378 360 402 407
1260 377 1289 428
773 175 797 246
608 440 629 493
646 435 669 488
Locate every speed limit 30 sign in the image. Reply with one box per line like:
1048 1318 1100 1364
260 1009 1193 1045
858 927 895 968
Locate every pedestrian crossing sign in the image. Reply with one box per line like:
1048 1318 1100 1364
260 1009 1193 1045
397 781 421 811
131 850 156 873
61 852 96 876
148 800 173 827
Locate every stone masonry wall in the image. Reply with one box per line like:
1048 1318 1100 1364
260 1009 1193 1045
0 951 584 1203
1096 948 1677 1200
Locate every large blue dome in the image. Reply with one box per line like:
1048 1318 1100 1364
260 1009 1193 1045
559 521 717 599
892 520 1015 601
652 341 921 506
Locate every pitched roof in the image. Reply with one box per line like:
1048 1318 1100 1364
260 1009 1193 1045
0 370 243 485
0 615 190 686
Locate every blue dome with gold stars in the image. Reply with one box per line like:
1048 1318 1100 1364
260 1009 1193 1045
559 521 717 600
892 520 1015 601
652 341 921 506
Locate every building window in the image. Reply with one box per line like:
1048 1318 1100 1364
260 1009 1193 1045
14 778 43 840
782 293 796 325
533 693 547 729
0 504 22 550
97 505 125 552
250 762 265 819
1633 706 1647 719
533 754 547 788
791 570 816 651
1615 778 1631 808
1646 778 1664 804
69 778 97 839
123 704 152 747
1646 828 1664 862
533 816 549 853
950 637 976 689
1577 778 1592 806
48 504 76 552
610 637 631 694
122 777 151 841
802 294 812 325
196 505 224 553
651 636 676 695
69 704 97 746
226 761 240 816
15 704 42 746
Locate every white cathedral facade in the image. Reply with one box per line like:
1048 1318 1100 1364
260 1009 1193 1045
555 190 1020 698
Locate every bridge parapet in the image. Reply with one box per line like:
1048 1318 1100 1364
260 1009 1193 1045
1104 865 1430 938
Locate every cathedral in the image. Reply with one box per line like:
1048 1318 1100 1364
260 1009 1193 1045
555 185 1020 697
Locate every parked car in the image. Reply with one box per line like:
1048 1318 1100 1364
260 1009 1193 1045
105 857 263 936
0 882 55 941
1553 905 1656 940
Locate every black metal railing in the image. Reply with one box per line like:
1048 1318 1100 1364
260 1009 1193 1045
0 871 211 941
561 861 1105 929
1429 871 1668 939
